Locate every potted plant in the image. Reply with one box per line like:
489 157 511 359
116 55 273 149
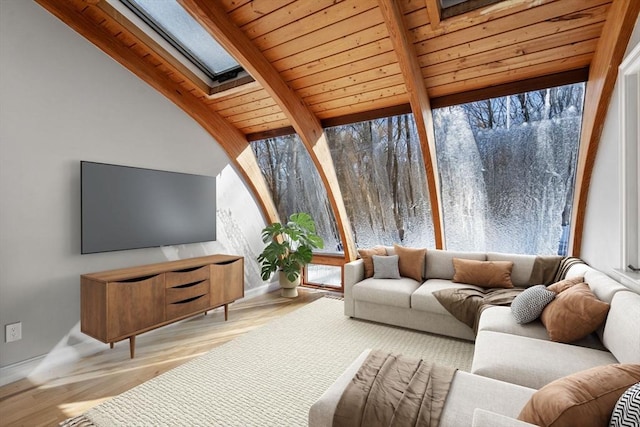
257 212 324 297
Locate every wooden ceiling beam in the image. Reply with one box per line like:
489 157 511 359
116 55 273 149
34 0 279 226
570 0 640 256
180 0 358 260
378 0 445 249
425 0 441 29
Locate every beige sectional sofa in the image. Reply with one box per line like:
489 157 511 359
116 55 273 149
310 249 640 426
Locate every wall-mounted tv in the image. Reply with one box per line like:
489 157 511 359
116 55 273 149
81 161 216 254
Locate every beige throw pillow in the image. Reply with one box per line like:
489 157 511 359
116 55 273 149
518 364 640 427
358 246 387 279
393 244 426 282
540 282 609 343
452 258 514 288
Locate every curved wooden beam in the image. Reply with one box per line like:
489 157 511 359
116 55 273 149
35 0 279 226
180 0 357 260
377 0 445 249
570 0 640 256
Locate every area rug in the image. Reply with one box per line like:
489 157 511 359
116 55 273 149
64 297 474 426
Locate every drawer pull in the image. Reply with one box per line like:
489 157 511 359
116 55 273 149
173 280 206 289
171 294 206 305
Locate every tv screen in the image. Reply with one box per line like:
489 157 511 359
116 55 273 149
81 161 216 254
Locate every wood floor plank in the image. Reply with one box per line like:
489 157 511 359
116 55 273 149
0 289 326 427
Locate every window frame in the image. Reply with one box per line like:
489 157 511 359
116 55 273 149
617 41 640 287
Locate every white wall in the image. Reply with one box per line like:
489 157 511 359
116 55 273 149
581 17 640 272
0 0 266 372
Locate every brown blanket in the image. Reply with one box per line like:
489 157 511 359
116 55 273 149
333 350 456 427
433 287 523 333
529 255 563 286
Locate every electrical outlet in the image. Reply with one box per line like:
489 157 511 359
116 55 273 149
5 322 22 343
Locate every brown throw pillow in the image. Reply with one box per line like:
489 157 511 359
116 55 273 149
540 283 609 343
358 246 386 279
393 244 426 282
547 276 584 293
518 364 640 427
452 258 514 288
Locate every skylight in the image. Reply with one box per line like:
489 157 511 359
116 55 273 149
120 0 243 83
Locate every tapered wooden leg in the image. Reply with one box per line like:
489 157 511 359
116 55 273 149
110 342 114 349
129 336 136 359
224 304 228 321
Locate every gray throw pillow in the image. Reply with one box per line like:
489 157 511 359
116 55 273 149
511 284 556 324
373 255 401 279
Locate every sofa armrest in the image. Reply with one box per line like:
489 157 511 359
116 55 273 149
472 409 538 427
343 259 364 316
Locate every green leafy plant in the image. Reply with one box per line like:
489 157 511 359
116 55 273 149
257 212 324 282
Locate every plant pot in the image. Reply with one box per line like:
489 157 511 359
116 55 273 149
278 271 301 298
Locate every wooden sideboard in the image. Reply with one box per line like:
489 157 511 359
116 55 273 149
81 254 244 358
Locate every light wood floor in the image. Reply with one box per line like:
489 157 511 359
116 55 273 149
0 288 326 427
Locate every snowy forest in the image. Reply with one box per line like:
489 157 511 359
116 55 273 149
251 83 585 256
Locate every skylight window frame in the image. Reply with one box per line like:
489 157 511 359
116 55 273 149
119 0 244 84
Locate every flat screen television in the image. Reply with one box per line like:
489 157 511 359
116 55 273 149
81 161 216 254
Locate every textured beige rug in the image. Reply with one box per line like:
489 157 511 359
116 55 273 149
63 297 474 426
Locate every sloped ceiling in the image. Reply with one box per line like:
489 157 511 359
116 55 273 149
36 0 639 259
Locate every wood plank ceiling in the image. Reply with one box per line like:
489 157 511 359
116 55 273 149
36 0 639 260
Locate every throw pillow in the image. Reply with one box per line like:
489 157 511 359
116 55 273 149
511 285 557 324
610 382 640 427
452 258 514 288
358 246 387 278
547 276 584 293
393 244 426 282
372 255 401 279
540 283 609 343
518 364 640 427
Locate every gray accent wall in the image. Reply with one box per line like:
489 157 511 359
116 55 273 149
0 0 266 370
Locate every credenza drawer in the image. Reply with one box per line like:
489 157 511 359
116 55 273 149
166 293 209 319
165 265 209 287
166 279 210 304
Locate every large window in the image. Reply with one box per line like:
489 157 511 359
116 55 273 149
326 115 435 249
434 83 585 255
252 135 343 254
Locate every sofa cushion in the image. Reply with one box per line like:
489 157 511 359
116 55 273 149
411 279 485 315
357 246 386 278
393 244 426 282
517 364 640 427
486 252 536 287
372 255 400 279
352 277 422 309
440 371 536 427
473 409 538 427
478 306 607 350
602 291 640 364
478 306 551 340
583 269 628 304
540 283 610 343
471 331 618 389
453 258 514 289
510 285 556 324
425 250 486 280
